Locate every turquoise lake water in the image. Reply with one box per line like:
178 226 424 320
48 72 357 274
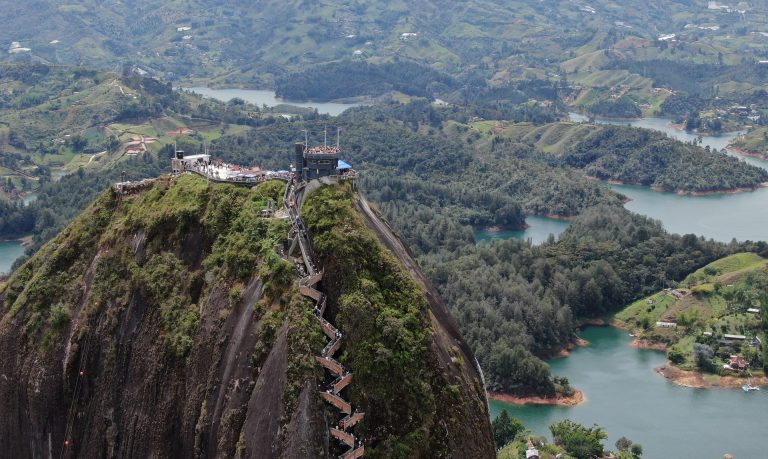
0 241 24 275
490 326 768 459
569 113 768 242
474 216 571 245
488 117 768 458
182 87 362 116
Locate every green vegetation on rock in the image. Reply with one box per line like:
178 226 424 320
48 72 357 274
303 182 492 458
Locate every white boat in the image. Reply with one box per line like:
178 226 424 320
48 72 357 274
742 384 760 392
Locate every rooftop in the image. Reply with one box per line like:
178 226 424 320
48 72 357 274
306 146 340 155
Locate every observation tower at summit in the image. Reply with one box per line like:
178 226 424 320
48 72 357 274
294 129 355 182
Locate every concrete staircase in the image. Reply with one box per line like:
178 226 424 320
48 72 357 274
285 179 365 458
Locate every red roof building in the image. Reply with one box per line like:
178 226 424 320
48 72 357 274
729 355 749 371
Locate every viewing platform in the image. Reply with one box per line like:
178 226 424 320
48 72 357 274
294 142 358 182
171 153 293 186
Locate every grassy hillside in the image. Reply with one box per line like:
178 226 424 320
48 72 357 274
3 0 768 103
616 253 767 376
468 119 768 193
731 127 768 160
0 63 277 220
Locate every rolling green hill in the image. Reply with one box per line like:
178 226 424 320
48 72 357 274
616 252 767 376
467 119 768 193
0 63 272 197
3 0 768 105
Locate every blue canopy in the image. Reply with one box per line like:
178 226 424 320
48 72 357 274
337 160 352 170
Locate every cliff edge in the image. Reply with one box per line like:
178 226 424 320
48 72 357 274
0 175 493 458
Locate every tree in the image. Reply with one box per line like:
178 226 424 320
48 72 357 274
70 135 88 152
550 419 606 459
615 436 643 458
492 409 525 448
667 346 686 365
684 111 701 131
615 436 632 451
708 118 723 135
762 295 768 372
694 343 715 372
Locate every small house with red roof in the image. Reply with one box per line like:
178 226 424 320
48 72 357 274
728 355 749 371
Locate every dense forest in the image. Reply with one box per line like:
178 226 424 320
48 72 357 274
587 97 641 118
275 61 457 101
559 125 768 192
210 109 627 219
401 205 748 394
2 79 766 396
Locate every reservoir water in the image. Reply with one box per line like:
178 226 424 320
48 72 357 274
182 87 362 116
568 112 742 152
569 113 768 242
0 241 24 276
21 192 37 206
490 326 768 459
612 183 768 242
474 216 570 245
483 117 768 456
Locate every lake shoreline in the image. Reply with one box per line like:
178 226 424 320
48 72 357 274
551 337 590 358
656 362 768 389
181 85 370 105
1 235 32 247
477 223 530 232
679 182 768 196
179 87 363 116
542 213 577 222
489 389 585 407
601 177 768 196
586 175 768 196
727 145 768 162
489 326 767 458
666 122 744 137
630 339 668 351
568 112 643 122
